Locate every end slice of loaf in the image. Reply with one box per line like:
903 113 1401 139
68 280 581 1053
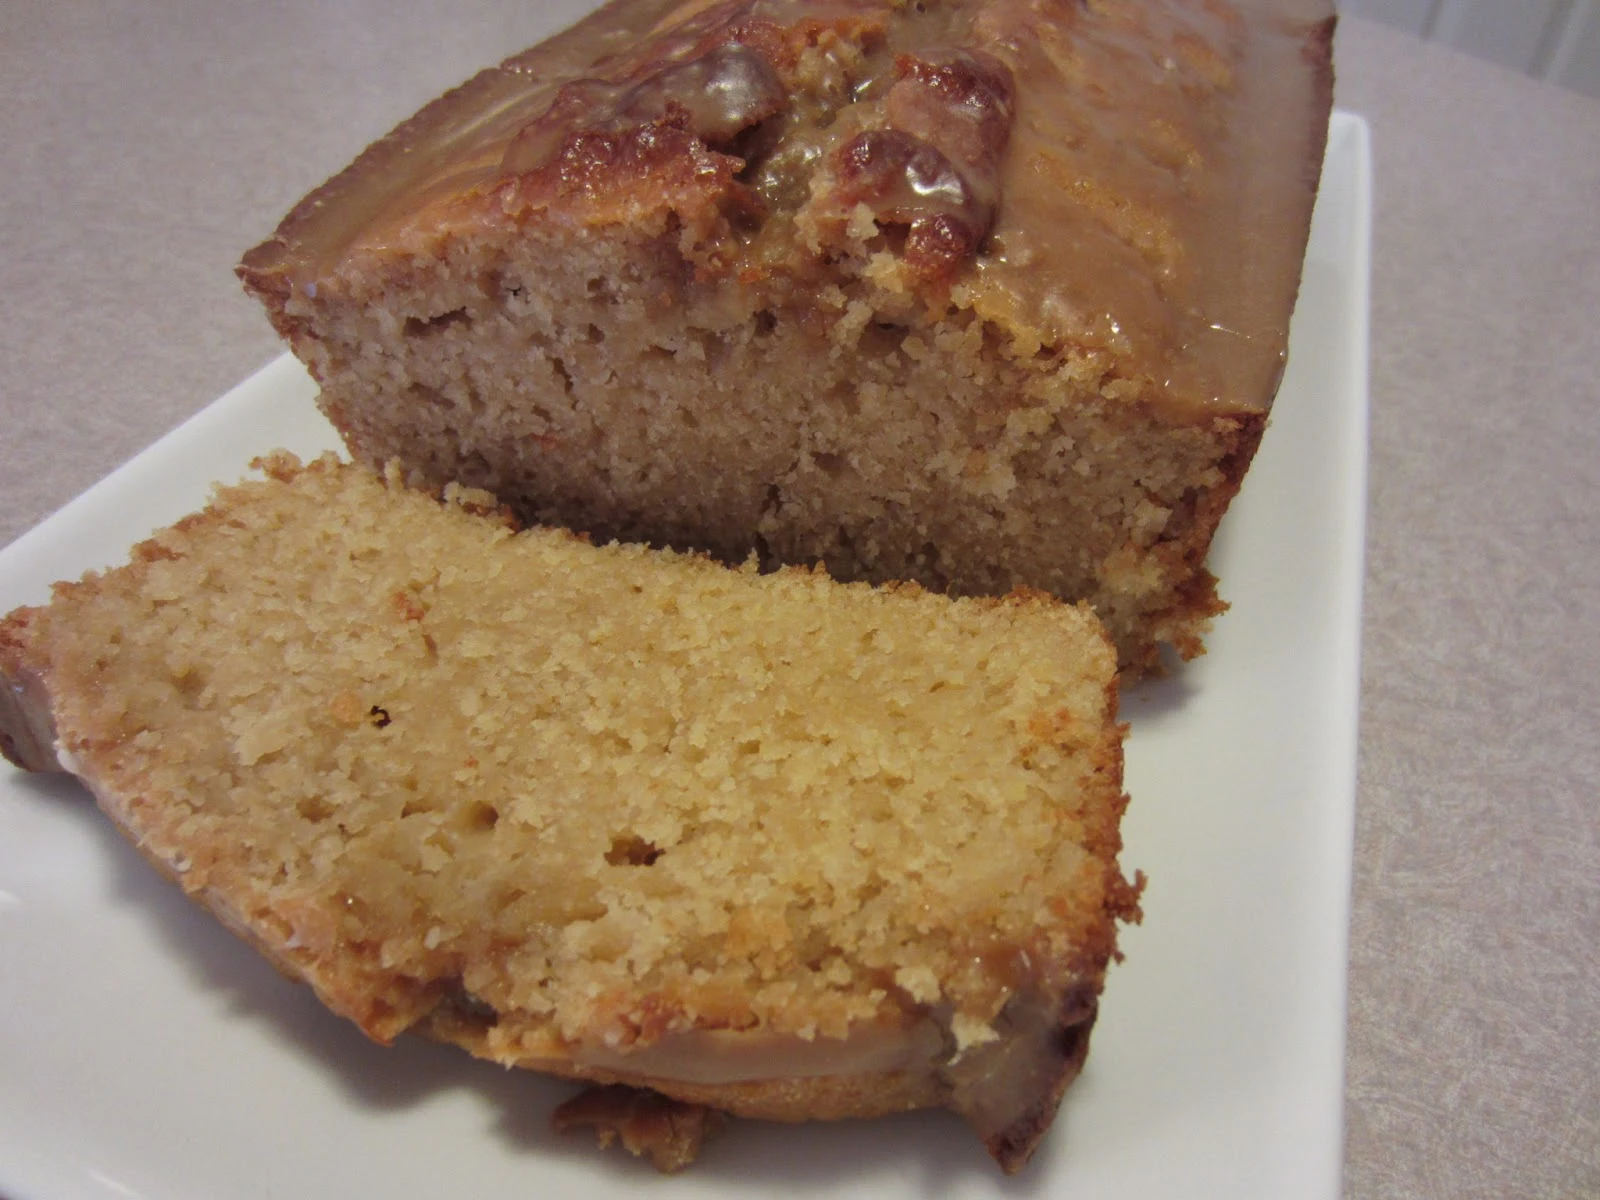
0 452 1139 1172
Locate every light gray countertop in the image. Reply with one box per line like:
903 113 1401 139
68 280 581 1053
2 7 1596 1198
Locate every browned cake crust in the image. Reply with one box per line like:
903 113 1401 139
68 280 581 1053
551 1085 726 1172
239 0 1335 676
0 453 1140 1172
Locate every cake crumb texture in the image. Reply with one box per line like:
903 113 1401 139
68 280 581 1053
0 454 1136 1168
239 0 1335 676
553 1084 724 1172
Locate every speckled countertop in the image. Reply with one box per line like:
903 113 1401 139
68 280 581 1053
1 7 1596 1198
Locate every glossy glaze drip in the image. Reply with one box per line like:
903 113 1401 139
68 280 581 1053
960 0 1333 410
501 43 788 174
242 0 1333 416
814 47 1015 279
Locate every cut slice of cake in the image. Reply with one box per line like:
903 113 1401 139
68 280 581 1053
0 453 1139 1173
238 0 1336 677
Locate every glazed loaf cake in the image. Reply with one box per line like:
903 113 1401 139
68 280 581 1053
239 0 1335 676
0 454 1139 1173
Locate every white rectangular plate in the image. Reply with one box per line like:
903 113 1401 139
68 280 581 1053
0 114 1371 1200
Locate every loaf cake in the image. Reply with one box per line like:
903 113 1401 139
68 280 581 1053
238 0 1336 676
0 453 1139 1172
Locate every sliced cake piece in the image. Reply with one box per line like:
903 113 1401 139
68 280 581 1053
238 0 1336 676
0 453 1139 1173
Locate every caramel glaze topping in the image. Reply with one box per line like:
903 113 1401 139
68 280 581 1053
818 48 1015 280
241 0 1335 417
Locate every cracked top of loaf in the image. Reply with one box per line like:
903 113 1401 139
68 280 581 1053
241 0 1334 416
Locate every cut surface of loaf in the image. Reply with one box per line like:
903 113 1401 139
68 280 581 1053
239 0 1336 676
0 453 1139 1173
